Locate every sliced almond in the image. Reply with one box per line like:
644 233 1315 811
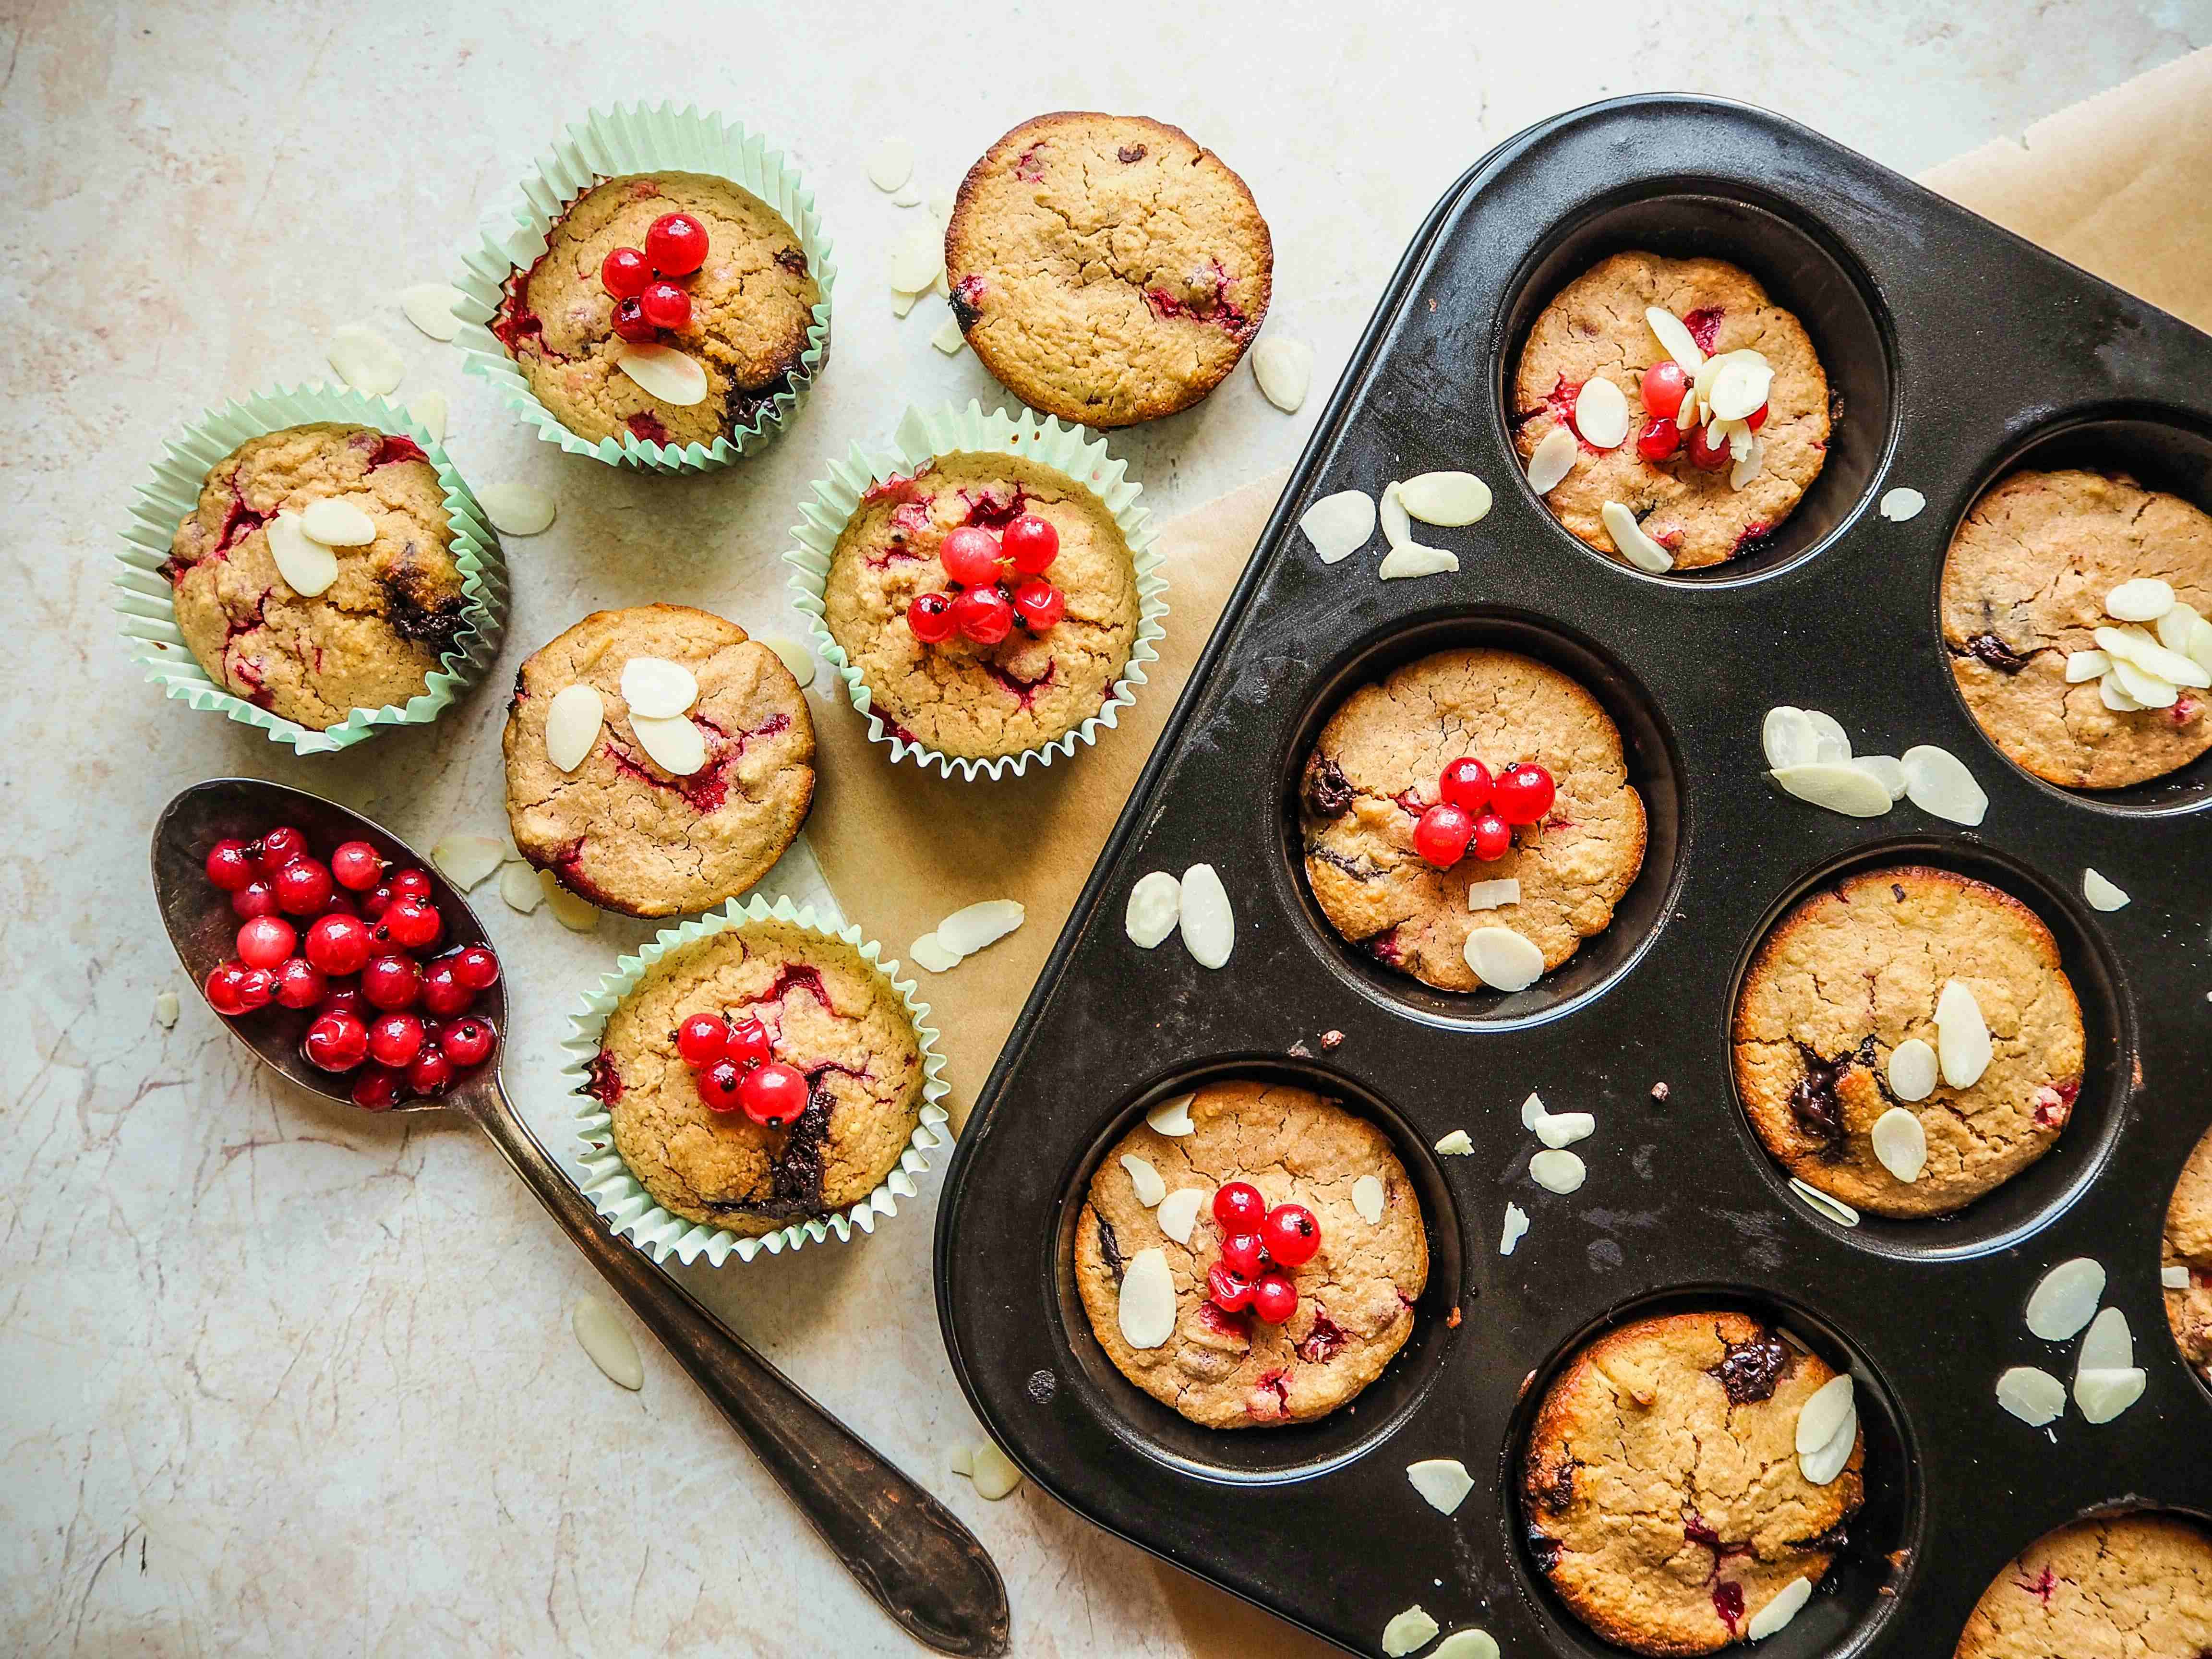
1935 979 1992 1089
1534 1111 1594 1150
544 683 604 772
891 180 925 208
1746 1577 1814 1641
2163 1264 2191 1290
969 1441 1024 1500
2105 577 2176 622
1853 755 1909 801
571 1297 645 1390
1299 490 1376 564
948 1443 973 1478
2065 649 2111 683
1250 335 1313 412
2156 602 2212 673
1763 706 1818 770
2077 1305 2133 1373
1145 1093 1197 1137
1382 1608 1441 1659
937 900 1023 957
1120 1154 1166 1207
1996 1365 2066 1426
1707 354 1773 421
1729 435 1765 492
620 656 698 719
614 343 709 406
758 635 817 689
1125 870 1183 948
1870 1107 1927 1183
1499 1202 1530 1255
300 498 377 546
630 713 708 777
1644 306 1705 370
2082 868 2129 912
327 324 405 395
1405 1459 1474 1515
1433 1629 1499 1659
889 227 943 294
1467 877 1521 911
1805 710 1852 763
1878 486 1926 522
407 389 448 445
1789 1178 1860 1227
2100 673 2146 712
1798 1403 1858 1485
477 480 557 536
865 138 915 192
1901 745 1988 826
155 989 181 1028
1572 376 1630 449
1771 762 1893 817
1155 1187 1204 1245
1794 1374 1855 1455
1528 1149 1586 1194
2096 625 2210 688
1352 1174 1386 1224
2074 1367 2147 1424
1525 426 1579 494
1520 1092 1548 1131
1399 470 1492 526
1599 501 1674 573
267 510 338 596
400 283 467 342
891 287 922 319
1178 865 1234 968
2025 1258 2105 1341
500 861 546 913
1116 1248 1176 1348
539 869 599 931
908 933 962 974
1377 542 1459 579
1886 1037 1938 1102
1435 1130 1475 1155
431 834 505 891
930 314 966 354
1464 926 1543 992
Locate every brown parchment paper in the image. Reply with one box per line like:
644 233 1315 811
811 47 2212 1657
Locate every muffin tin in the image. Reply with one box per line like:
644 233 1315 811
934 96 2212 1657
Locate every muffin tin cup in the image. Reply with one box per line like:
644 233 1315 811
783 400 1169 781
112 382 509 756
559 892 951 1266
452 101 835 474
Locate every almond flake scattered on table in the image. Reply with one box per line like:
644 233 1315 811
1399 470 1492 527
2074 1366 2146 1424
267 511 338 596
1853 753 1909 800
1376 481 1458 579
889 227 943 294
1433 1631 1500 1659
1771 761 1893 817
1533 1109 1594 1150
1144 1093 1196 1136
1935 979 1992 1088
891 180 924 208
1499 1202 1529 1255
406 389 448 444
631 712 707 776
891 287 923 319
1528 1149 1586 1195
758 635 817 689
2077 1304 2132 1373
2025 1258 2105 1341
1382 1607 1441 1659
1789 1178 1860 1228
327 324 405 395
1116 1248 1176 1348
1877 486 1926 522
907 934 960 974
1298 490 1376 565
1902 744 1988 825
1405 1458 1474 1515
1870 1106 1927 1183
1250 335 1314 412
614 342 708 405
1121 1154 1166 1207
1525 426 1577 494
539 869 600 931
477 480 557 537
1886 1037 1938 1103
2082 868 2129 912
300 498 377 546
968 1441 1024 1500
911 900 1025 973
1599 500 1674 573
929 313 967 355
1746 1577 1813 1641
1155 1187 1203 1245
1178 864 1234 968
1996 1365 2067 1427
947 1443 972 1477
865 138 915 192
500 861 546 913
544 683 604 772
1464 926 1542 991
1434 1130 1474 1156
400 282 468 342
431 834 505 891
571 1297 644 1390
620 656 698 719
154 990 180 1029
1124 870 1182 948
1352 1174 1386 1225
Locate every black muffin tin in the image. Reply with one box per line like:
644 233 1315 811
934 96 2212 1657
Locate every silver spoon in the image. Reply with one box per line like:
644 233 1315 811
152 776 1009 1658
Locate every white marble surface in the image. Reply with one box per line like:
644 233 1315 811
4 3 2207 1654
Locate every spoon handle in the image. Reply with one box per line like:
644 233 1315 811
459 1079 1010 1658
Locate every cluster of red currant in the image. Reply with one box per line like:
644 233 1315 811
1411 757 1556 867
673 1009 811 1130
1205 1182 1322 1324
599 212 710 343
201 827 501 1109
1634 358 1767 469
905 512 1068 647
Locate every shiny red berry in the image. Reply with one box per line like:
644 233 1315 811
1439 757 1493 812
380 898 442 951
1206 1262 1254 1312
1640 359 1688 421
645 212 709 277
303 1010 369 1072
610 297 658 342
1219 1231 1266 1277
205 960 254 1016
1746 401 1769 432
305 914 372 976
406 1047 456 1098
1636 416 1682 462
638 280 691 330
451 944 500 990
1686 421 1731 472
676 1013 729 1068
273 956 327 1010
351 1066 404 1110
273 858 334 916
441 1016 497 1069
321 889 360 918
698 1061 746 1112
906 590 957 643
367 1011 425 1069
1213 1181 1267 1230
317 985 365 1023
740 1060 809 1129
1262 1202 1322 1266
237 915 296 969
1250 1271 1299 1324
235 966 276 1011
205 838 255 891
361 884 396 921
1413 802 1475 867
231 878 278 919
1470 811 1513 862
939 526 1005 588
330 841 385 891
952 585 1015 646
257 827 309 867
1493 762 1556 826
1001 513 1059 576
389 869 433 903
360 954 421 1011
420 959 473 1018
601 245 652 299
1010 577 1065 632
727 1016 773 1071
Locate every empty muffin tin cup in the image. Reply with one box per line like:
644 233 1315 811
784 400 1170 782
113 382 509 756
561 892 951 1266
453 100 835 473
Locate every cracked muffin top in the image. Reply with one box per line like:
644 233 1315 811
1070 1080 1427 1430
1297 647 1647 992
587 918 923 1234
945 112 1271 427
493 171 819 449
503 604 815 918
167 423 469 730
1941 469 2212 790
2166 1119 2212 1388
1523 1310 1865 1657
1955 1513 2212 1659
1732 865 2085 1219
1512 251 1830 571
821 451 1141 761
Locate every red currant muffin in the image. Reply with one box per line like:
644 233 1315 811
1941 469 2212 789
1070 1079 1427 1430
492 171 820 448
503 604 815 918
2166 1119 2212 1387
945 113 1271 427
1955 1514 2212 1659
585 916 925 1234
1732 866 2085 1219
1524 1312 1865 1656
1298 648 1647 993
1512 251 1831 571
166 423 469 729
821 451 1141 762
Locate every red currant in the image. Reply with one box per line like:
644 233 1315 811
389 869 433 903
351 1066 404 1111
1470 811 1513 862
638 280 691 331
906 590 957 643
231 878 278 920
951 585 1014 646
205 960 254 1016
317 985 365 1022
938 526 1005 588
1640 359 1689 421
601 245 652 299
236 966 276 1010
676 1013 729 1068
273 956 327 1010
1261 1202 1322 1266
1213 1181 1267 1230
1250 1271 1299 1324
727 1016 773 1071
367 1011 425 1069
305 914 373 976
379 898 443 952
1636 416 1682 463
697 1061 745 1112
1746 401 1769 432
1439 757 1493 812
303 1010 369 1071
420 959 473 1018
740 1060 809 1129
1206 1262 1254 1312
1010 577 1065 632
321 890 360 918
1000 513 1059 576
330 840 385 891
1219 1231 1267 1277
273 858 334 916
257 827 309 868
361 884 396 922
406 1047 456 1099
361 954 422 1011
1493 762 1556 826
1686 421 1730 472
441 1016 497 1069
645 212 709 277
451 944 501 991
205 838 255 891
1413 802 1475 867
237 915 296 969
610 297 658 342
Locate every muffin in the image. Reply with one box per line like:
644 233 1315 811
165 423 469 729
821 451 1141 761
492 171 821 448
1298 648 1647 992
1732 866 2085 1219
1513 251 1831 571
1071 1080 1426 1429
1523 1311 1865 1657
945 113 1271 427
1955 1514 2212 1659
584 917 924 1233
504 604 815 917
2166 1118 2212 1386
1941 469 2212 789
